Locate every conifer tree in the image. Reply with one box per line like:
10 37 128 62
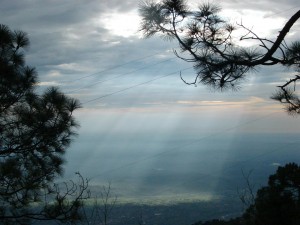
0 24 89 224
139 0 300 114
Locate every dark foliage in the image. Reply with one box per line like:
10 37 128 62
139 0 300 114
192 163 300 225
0 24 89 224
243 162 300 225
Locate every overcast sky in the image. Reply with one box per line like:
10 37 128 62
1 0 299 109
1 0 300 201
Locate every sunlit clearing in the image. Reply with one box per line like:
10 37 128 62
99 11 140 38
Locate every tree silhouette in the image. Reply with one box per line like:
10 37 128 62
242 163 300 225
191 163 300 225
81 182 117 225
0 24 89 224
139 0 300 114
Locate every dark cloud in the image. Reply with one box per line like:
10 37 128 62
0 1 147 83
0 0 299 105
1 0 137 27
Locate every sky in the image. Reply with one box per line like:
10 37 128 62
1 0 300 203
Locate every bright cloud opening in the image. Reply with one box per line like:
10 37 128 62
99 11 140 38
221 9 286 47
